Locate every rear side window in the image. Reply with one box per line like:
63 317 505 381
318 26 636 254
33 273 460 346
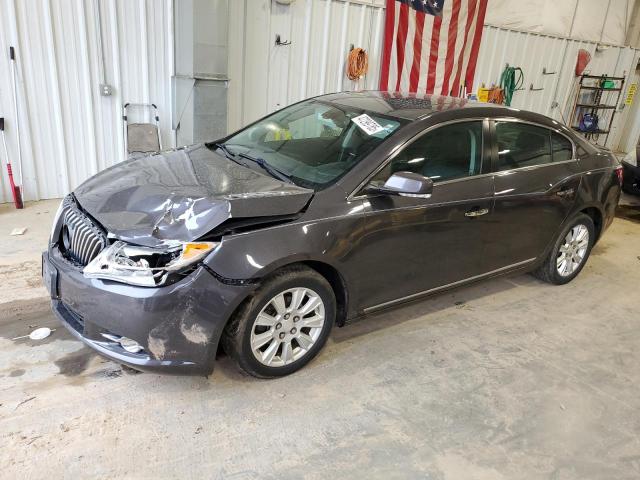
496 122 551 171
551 132 573 162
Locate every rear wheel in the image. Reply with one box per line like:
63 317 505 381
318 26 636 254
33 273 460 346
532 213 595 285
222 266 335 378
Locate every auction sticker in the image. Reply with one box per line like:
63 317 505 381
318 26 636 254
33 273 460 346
352 114 385 135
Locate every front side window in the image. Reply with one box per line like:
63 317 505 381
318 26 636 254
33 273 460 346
496 122 552 171
370 121 483 186
222 100 404 189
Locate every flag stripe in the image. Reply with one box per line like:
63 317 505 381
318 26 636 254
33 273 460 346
388 0 401 91
433 2 452 95
394 3 410 92
459 3 481 93
464 0 488 92
409 11 425 93
440 0 461 95
447 0 469 96
451 0 477 96
425 16 442 94
401 4 417 92
416 14 434 94
379 0 396 91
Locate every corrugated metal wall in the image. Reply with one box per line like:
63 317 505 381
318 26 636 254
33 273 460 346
0 0 174 204
485 0 635 45
474 26 640 149
229 2 639 151
1 0 639 204
228 0 386 132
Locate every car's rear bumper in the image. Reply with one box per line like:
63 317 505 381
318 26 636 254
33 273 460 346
622 160 640 196
43 249 256 375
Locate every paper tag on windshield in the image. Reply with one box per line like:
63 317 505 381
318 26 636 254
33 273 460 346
352 114 385 135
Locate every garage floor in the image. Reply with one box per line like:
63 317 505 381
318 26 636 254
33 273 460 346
1 198 639 479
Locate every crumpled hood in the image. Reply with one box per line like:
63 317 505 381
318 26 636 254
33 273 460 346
73 145 313 247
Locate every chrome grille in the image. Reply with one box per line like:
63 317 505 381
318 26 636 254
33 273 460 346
60 198 108 266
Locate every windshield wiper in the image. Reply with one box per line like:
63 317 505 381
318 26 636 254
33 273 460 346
237 152 294 184
212 142 245 166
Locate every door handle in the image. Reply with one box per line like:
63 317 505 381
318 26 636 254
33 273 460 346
465 208 489 217
556 187 575 197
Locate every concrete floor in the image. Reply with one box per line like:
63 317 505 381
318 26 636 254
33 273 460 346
1 198 639 479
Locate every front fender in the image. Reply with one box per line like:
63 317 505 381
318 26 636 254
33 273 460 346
202 209 366 312
204 215 363 279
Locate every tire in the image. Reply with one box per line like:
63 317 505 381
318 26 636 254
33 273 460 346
532 213 595 285
222 265 335 378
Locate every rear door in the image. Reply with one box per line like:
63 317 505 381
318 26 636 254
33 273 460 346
484 119 583 271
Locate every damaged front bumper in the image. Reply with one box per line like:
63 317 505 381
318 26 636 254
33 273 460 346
43 249 256 375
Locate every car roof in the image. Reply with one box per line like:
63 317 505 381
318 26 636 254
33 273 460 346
320 91 562 129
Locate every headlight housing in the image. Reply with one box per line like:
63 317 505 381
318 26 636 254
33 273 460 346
49 199 65 243
83 240 219 287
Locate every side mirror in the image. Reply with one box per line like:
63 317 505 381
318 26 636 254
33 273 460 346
368 171 433 198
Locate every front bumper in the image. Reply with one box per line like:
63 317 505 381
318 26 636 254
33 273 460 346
43 249 256 375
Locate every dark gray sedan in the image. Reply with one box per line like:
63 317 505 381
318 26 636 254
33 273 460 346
42 92 622 377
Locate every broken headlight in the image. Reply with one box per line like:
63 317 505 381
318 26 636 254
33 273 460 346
83 240 219 287
49 199 65 243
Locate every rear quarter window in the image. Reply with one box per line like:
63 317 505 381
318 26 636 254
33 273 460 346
551 133 573 162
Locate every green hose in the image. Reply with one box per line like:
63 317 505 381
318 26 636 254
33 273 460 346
500 66 524 106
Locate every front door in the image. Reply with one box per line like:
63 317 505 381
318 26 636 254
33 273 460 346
353 120 495 311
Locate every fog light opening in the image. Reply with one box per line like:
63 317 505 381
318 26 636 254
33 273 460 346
119 337 144 353
101 333 144 354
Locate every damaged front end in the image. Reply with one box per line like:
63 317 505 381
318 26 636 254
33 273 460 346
72 145 314 248
61 144 315 287
45 144 315 373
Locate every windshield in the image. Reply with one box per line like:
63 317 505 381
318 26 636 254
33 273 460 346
222 100 405 189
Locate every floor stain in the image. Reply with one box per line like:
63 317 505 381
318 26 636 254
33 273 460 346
0 310 66 346
54 348 97 376
591 243 609 256
9 369 25 377
121 365 142 375
616 205 640 224
92 368 123 379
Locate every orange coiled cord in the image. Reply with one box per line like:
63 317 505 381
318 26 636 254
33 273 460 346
347 48 368 81
487 87 504 104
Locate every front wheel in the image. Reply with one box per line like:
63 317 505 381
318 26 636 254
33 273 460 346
532 213 595 285
222 265 335 378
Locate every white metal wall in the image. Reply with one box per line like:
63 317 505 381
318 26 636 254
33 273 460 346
228 0 386 131
2 0 639 205
474 26 640 149
485 0 635 46
0 0 174 204
229 1 639 151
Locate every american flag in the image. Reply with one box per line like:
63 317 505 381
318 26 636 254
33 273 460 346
379 0 488 97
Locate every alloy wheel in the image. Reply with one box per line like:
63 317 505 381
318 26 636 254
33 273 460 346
250 287 326 367
557 224 589 277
